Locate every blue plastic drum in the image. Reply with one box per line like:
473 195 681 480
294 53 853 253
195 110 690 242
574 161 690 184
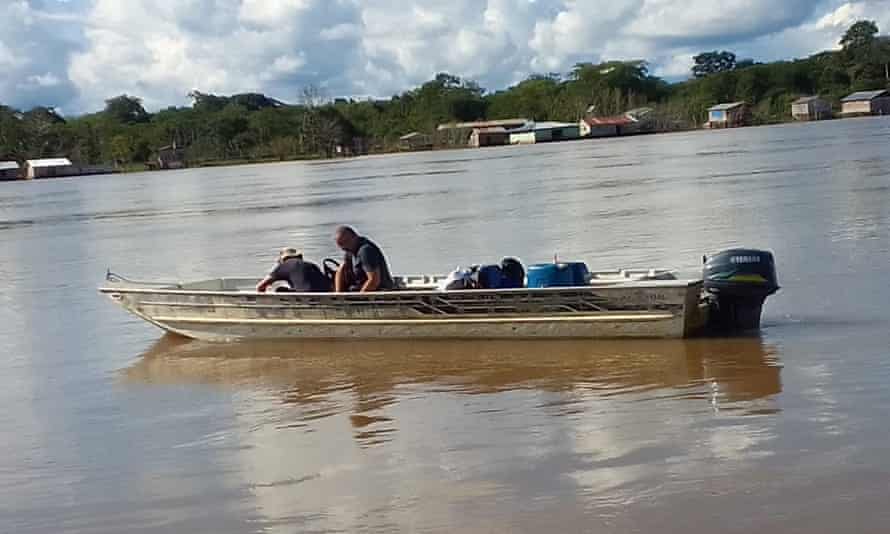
526 264 560 288
526 262 589 287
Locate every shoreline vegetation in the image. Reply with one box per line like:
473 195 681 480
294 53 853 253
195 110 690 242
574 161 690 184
1 21 889 176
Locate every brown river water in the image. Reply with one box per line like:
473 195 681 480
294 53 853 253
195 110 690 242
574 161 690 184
2 117 890 533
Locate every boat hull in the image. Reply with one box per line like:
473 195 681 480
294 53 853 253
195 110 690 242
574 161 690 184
101 278 709 342
140 313 685 342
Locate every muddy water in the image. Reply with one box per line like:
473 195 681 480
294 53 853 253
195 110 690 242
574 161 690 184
2 117 890 532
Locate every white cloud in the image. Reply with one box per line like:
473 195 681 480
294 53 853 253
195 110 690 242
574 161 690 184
67 0 362 110
0 41 23 69
815 1 890 36
24 73 62 88
260 54 307 83
0 1 84 111
0 0 885 113
630 0 817 40
320 23 361 41
658 54 697 79
726 0 890 67
238 0 308 28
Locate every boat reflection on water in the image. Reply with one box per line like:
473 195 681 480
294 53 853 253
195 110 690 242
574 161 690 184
122 337 783 530
124 335 782 415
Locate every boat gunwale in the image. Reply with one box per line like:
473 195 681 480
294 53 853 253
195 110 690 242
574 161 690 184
99 279 704 299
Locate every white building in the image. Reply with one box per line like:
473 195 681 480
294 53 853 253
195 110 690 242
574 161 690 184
509 121 581 144
0 161 20 180
25 158 74 179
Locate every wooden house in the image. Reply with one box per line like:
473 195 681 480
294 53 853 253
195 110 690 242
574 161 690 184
156 145 186 169
841 90 890 116
580 116 633 138
706 102 750 128
399 132 432 151
791 96 831 120
580 107 656 137
469 127 509 147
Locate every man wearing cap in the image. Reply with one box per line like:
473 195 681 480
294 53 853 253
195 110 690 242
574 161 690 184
256 248 333 292
334 226 394 292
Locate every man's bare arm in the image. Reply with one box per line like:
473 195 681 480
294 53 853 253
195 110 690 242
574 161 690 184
361 270 382 292
256 275 274 292
335 258 352 292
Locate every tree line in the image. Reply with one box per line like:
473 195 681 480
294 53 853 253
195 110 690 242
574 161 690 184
1 21 888 169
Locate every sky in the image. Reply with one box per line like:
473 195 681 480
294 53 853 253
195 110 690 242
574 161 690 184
1 0 888 114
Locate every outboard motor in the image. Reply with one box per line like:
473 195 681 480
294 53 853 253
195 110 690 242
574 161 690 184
703 248 779 331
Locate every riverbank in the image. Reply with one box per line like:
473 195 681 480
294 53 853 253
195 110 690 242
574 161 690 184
124 113 885 173
4 113 886 182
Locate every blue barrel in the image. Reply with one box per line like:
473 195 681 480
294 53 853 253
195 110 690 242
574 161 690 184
474 264 503 289
527 264 560 288
565 262 590 286
527 262 589 287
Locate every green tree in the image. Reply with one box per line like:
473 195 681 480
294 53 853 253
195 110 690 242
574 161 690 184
104 95 149 124
838 21 889 86
487 75 561 120
229 93 282 111
405 73 487 131
878 37 890 81
22 107 66 157
210 104 250 158
0 105 27 159
692 51 738 78
110 134 132 165
735 67 770 104
335 99 385 140
267 136 298 160
62 120 103 164
840 20 878 52
564 61 663 118
188 91 230 113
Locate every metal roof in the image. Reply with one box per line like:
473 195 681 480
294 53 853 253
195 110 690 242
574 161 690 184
708 102 746 111
0 161 19 171
792 96 824 104
624 107 653 121
625 107 653 116
507 121 577 133
584 116 633 126
399 132 424 140
841 90 890 102
532 121 578 130
26 158 73 167
437 119 529 131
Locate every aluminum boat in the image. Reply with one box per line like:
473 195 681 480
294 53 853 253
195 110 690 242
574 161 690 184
100 248 779 342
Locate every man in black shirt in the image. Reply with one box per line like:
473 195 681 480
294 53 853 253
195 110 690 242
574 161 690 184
334 226 394 292
256 248 333 292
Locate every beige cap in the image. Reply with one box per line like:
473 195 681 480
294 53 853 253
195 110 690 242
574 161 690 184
278 247 303 261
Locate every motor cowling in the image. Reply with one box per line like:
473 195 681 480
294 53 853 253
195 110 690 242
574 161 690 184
703 248 779 331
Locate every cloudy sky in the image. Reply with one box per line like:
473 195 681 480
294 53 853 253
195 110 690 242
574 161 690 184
1 0 888 114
